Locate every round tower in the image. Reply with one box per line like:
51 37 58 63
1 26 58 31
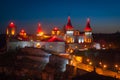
6 22 16 37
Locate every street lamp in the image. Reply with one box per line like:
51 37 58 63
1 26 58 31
114 64 119 72
86 58 90 62
103 64 107 70
70 49 74 54
115 64 118 68
99 62 102 65
99 62 102 68
89 62 92 65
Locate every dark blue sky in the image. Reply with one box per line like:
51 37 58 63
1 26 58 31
0 0 120 33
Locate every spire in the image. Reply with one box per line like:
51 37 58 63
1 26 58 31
37 23 42 33
84 18 92 32
37 23 44 36
65 16 73 30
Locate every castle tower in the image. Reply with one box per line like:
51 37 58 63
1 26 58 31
84 18 92 32
19 29 27 36
65 16 75 43
6 22 16 37
84 18 93 43
36 23 43 36
65 16 73 30
51 27 60 36
65 16 74 35
18 29 28 40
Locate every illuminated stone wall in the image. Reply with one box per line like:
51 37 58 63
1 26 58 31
7 41 65 53
45 42 65 53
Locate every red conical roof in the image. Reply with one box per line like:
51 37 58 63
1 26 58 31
84 18 92 32
19 29 26 36
53 27 59 31
47 36 64 42
37 23 42 33
65 16 73 30
20 29 25 33
8 22 15 28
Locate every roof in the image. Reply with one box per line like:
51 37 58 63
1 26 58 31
37 23 42 33
8 22 16 28
46 36 64 42
65 16 73 30
84 18 92 32
20 29 26 33
53 27 59 31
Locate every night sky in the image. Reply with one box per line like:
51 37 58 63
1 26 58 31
0 0 120 34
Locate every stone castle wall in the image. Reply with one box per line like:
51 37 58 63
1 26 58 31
7 41 65 53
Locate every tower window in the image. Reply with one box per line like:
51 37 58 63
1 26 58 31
74 31 79 36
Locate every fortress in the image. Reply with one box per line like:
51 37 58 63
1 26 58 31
6 16 93 53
